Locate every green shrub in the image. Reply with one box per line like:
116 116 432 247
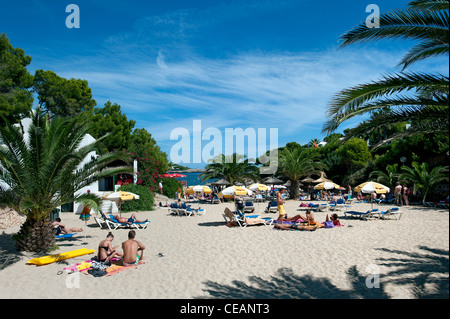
161 177 184 199
117 184 154 212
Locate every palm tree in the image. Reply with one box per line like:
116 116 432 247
369 163 400 192
200 153 259 185
399 161 448 204
323 0 449 149
279 148 327 197
0 109 133 252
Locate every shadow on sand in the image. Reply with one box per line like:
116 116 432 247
199 245 448 299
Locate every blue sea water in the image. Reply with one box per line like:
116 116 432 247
174 172 217 187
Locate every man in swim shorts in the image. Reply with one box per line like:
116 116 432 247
277 188 286 224
113 213 148 225
122 230 145 266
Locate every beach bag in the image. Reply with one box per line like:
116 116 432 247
324 221 334 228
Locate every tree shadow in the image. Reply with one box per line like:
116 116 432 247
199 246 449 299
0 231 25 270
374 246 449 299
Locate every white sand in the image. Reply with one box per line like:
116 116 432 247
0 200 448 299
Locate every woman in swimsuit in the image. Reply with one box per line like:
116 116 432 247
97 232 122 263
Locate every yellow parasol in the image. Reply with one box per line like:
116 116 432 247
103 191 140 216
248 183 269 191
314 181 340 190
186 185 212 194
218 185 252 198
354 181 390 194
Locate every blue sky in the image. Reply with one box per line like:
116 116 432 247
1 0 448 168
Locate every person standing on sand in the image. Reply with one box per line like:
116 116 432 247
159 181 163 194
277 188 286 224
122 230 145 266
395 182 403 206
403 184 410 206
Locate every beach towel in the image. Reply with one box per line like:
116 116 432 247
105 260 144 277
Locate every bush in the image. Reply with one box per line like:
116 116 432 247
117 184 154 212
161 177 184 199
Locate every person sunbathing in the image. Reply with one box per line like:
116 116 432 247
324 213 341 226
281 213 306 223
113 213 148 225
274 223 318 231
52 218 83 235
297 210 319 226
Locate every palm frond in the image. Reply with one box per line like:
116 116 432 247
323 72 448 134
340 7 449 47
409 0 449 11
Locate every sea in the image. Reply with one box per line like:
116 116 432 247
174 172 217 187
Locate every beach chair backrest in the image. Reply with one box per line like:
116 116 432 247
337 198 345 204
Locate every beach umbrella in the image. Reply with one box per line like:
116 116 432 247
264 176 283 184
218 185 253 198
301 177 315 183
355 181 390 209
248 183 269 191
170 173 187 178
103 191 140 216
314 181 340 190
212 179 231 186
103 191 140 201
186 185 212 194
355 181 390 194
312 171 330 183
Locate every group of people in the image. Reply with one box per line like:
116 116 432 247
52 217 146 267
394 182 410 206
97 230 145 266
276 188 341 231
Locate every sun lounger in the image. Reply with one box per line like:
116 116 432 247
185 206 206 216
378 207 402 220
107 214 150 230
243 201 255 213
212 196 220 204
264 201 278 213
437 202 449 209
94 213 109 229
424 202 437 208
344 209 379 220
56 233 77 239
222 208 269 227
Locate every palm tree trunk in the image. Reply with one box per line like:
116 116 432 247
15 217 56 252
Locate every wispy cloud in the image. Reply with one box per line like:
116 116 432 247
28 0 448 165
55 47 409 140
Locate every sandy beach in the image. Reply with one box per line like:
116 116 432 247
0 199 448 299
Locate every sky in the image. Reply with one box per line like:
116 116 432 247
1 0 448 168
